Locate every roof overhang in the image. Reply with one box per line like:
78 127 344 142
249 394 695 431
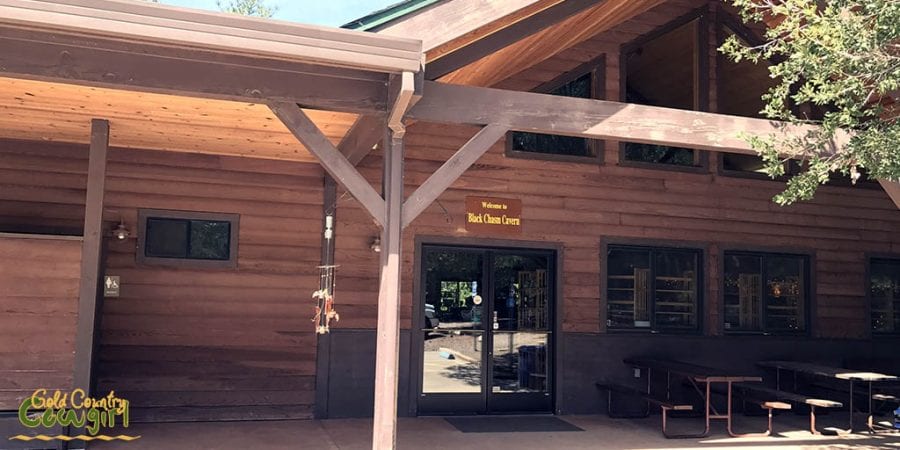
0 0 424 162
0 0 424 117
0 0 423 74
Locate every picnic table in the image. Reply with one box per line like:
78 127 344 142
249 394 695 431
758 360 899 433
624 358 766 438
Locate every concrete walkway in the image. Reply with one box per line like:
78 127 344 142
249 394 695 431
89 415 899 450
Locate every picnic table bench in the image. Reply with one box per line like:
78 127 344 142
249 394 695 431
595 381 693 438
726 382 843 434
599 358 782 438
758 360 899 433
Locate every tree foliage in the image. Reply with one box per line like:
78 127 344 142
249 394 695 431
216 0 276 18
721 0 900 204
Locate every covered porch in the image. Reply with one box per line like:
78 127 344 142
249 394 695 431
87 415 897 450
0 0 423 446
2 1 900 450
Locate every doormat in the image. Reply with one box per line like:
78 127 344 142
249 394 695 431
445 416 584 433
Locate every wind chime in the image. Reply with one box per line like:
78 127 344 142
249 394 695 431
313 264 339 334
312 214 339 334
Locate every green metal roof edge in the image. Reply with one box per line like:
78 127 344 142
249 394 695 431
341 0 444 31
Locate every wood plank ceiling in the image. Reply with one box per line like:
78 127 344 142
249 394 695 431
0 77 357 162
376 0 565 60
0 0 670 164
438 0 666 87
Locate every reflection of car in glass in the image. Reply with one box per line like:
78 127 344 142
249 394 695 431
425 304 440 329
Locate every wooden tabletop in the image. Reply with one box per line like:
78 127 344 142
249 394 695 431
625 358 762 383
757 360 899 382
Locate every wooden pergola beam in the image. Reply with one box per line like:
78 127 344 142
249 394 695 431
402 124 509 227
408 81 848 156
0 26 391 115
269 102 386 226
406 82 900 211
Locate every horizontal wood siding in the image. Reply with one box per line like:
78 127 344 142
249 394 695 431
337 121 900 338
0 140 323 421
0 235 80 410
334 0 900 339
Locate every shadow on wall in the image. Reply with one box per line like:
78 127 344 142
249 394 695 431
321 329 412 419
560 333 900 415
319 330 900 418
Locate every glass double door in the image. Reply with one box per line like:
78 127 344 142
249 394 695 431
418 245 554 414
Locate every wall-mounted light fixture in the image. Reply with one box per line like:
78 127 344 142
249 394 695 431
111 220 130 241
370 236 381 253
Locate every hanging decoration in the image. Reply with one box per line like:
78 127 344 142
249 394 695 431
313 264 339 334
313 214 338 334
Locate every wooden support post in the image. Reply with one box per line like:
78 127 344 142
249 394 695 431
402 124 508 228
314 175 337 419
71 119 108 443
372 129 403 450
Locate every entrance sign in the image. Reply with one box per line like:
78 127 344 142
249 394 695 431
465 197 522 235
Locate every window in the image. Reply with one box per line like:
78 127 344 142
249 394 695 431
723 252 808 334
508 58 603 160
137 209 239 268
621 17 705 168
717 22 803 179
721 153 803 178
718 25 772 120
606 245 701 332
870 258 900 334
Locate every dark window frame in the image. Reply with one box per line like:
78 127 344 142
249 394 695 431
867 255 900 337
721 250 811 336
714 12 813 182
137 208 240 269
602 241 705 335
618 7 710 173
505 54 606 164
715 14 790 181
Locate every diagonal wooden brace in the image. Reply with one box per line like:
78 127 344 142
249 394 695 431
269 101 386 227
401 123 508 228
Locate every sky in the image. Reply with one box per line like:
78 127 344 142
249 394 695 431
161 0 399 27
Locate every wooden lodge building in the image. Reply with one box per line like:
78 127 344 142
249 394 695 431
1 0 899 443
